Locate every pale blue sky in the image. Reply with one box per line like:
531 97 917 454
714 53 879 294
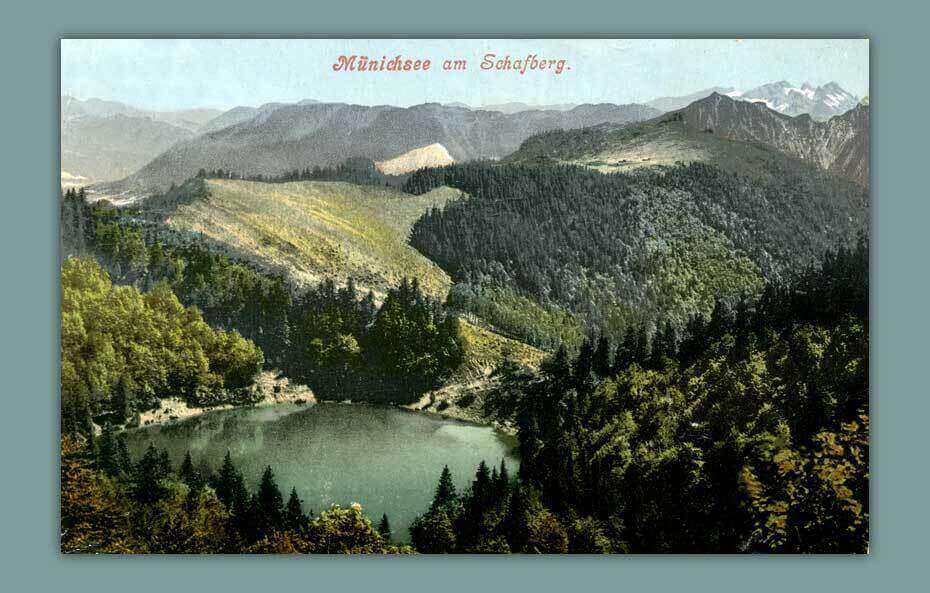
61 39 869 111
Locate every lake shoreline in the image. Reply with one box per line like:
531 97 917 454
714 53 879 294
133 371 511 433
135 370 315 428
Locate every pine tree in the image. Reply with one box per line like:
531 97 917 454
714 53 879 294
112 374 133 424
96 422 119 476
284 487 306 532
178 451 197 486
377 513 392 541
431 465 458 510
255 465 285 532
592 336 613 377
496 459 511 499
133 443 166 503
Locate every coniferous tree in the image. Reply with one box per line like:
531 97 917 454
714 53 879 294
115 434 132 476
432 465 458 510
592 336 613 377
212 451 248 518
496 459 511 499
378 514 392 541
133 443 167 503
284 487 307 532
254 466 285 533
178 451 198 486
96 423 120 476
111 374 133 424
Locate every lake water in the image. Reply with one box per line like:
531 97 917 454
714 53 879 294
124 403 519 542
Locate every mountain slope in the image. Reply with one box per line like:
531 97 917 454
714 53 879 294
61 113 196 183
157 179 464 298
60 96 223 183
645 81 860 120
509 93 869 186
404 154 868 346
105 101 661 193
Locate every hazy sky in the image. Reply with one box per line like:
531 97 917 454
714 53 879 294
61 38 869 111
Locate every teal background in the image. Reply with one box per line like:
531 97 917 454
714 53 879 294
0 0 924 590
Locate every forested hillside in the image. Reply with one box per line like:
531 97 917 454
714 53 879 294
60 257 264 435
410 241 869 553
405 160 867 348
60 188 500 408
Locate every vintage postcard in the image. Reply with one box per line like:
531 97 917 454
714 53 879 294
59 38 869 554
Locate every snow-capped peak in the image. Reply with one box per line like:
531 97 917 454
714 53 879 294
727 81 859 120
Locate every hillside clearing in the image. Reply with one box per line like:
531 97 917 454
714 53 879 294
166 179 464 298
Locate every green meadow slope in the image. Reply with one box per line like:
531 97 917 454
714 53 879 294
165 179 463 299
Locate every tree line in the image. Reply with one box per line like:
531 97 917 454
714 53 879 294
193 156 404 188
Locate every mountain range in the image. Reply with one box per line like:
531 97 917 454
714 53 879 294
509 92 869 186
104 101 661 193
61 96 223 183
64 80 865 193
643 82 860 121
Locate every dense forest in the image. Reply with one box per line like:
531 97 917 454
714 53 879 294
409 240 868 553
406 161 867 349
61 187 465 424
61 257 264 436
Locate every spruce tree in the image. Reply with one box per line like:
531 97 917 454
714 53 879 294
178 451 198 486
377 513 392 541
431 465 457 510
115 433 132 476
158 449 172 477
471 460 493 513
496 459 511 498
112 375 133 424
592 336 613 377
212 451 247 515
133 443 166 503
255 466 285 532
284 487 306 532
96 422 119 476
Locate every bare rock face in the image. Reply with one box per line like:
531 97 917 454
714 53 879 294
375 143 455 175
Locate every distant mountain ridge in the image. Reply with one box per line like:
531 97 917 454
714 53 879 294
735 81 859 120
645 87 736 112
60 96 223 183
105 101 662 193
643 81 859 121
679 93 869 184
509 92 869 186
